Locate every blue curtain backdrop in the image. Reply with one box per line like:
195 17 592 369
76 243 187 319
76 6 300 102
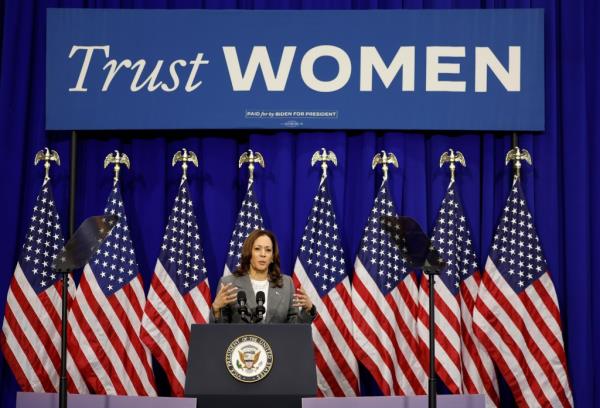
0 0 598 407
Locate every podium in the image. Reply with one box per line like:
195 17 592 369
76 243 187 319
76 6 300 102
185 324 317 408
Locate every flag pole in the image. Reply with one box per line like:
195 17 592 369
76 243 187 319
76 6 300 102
434 149 466 408
512 132 518 179
34 145 69 408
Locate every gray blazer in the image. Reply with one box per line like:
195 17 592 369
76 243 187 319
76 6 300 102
209 274 316 324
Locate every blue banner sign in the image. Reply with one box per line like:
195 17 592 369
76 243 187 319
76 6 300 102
46 9 544 131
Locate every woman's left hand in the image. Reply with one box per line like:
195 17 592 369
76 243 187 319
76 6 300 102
293 287 313 311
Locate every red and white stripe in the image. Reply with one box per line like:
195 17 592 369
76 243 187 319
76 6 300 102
418 272 499 406
0 263 88 393
68 265 156 395
459 272 500 405
473 258 573 407
351 257 427 396
293 259 359 397
140 259 211 396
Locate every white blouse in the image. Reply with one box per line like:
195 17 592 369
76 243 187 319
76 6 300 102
250 278 270 322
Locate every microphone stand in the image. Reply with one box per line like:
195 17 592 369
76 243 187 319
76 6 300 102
423 259 443 408
53 215 118 408
377 215 445 408
58 270 69 408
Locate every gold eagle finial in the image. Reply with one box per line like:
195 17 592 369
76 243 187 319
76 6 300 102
238 149 265 184
439 149 466 183
505 146 532 180
172 148 199 183
311 148 337 182
103 150 131 185
371 150 399 181
34 147 60 185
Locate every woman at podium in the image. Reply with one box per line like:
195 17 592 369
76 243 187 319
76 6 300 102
210 230 317 324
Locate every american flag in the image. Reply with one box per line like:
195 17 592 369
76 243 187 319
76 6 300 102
473 180 573 407
140 180 211 396
292 179 359 396
223 181 264 276
68 184 156 395
0 182 88 393
416 182 499 406
351 180 427 395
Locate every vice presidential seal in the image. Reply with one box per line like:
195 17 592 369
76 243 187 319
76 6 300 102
225 334 273 383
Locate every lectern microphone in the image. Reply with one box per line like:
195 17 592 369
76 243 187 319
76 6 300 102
237 290 250 323
254 291 266 323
